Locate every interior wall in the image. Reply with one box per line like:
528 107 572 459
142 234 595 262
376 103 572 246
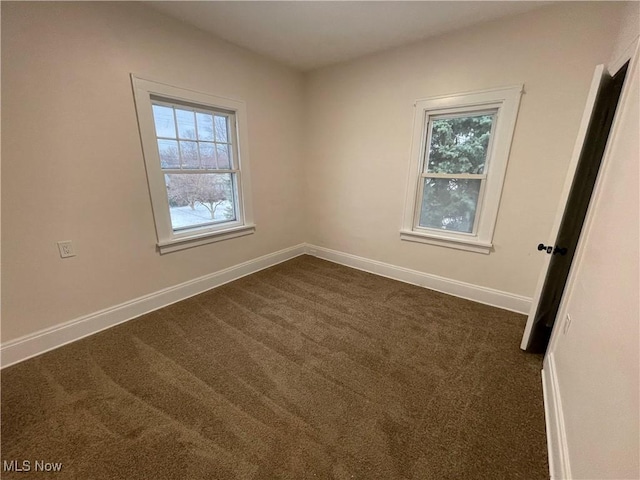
1 2 630 346
1 2 306 342
548 2 639 477
304 2 625 298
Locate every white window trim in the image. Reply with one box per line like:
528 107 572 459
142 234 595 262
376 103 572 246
401 85 523 254
131 75 255 254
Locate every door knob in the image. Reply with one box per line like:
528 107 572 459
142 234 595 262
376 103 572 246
537 243 552 254
553 246 568 256
538 243 568 255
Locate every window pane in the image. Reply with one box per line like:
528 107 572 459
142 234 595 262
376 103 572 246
157 139 180 168
175 109 197 140
199 142 216 169
152 105 176 138
214 115 228 143
165 173 236 231
196 112 214 141
216 143 231 169
419 178 481 233
180 141 199 169
426 113 494 174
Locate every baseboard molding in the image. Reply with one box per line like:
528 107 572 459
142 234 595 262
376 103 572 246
306 244 531 314
0 243 307 369
542 353 572 479
2 243 531 368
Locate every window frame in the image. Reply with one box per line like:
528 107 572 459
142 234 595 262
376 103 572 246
401 86 523 254
131 75 255 254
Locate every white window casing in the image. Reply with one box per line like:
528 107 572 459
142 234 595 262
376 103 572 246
131 76 255 254
401 85 523 254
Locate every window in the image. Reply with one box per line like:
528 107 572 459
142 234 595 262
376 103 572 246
132 76 254 254
401 86 522 254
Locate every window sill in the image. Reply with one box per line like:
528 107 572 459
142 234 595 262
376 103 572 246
157 224 256 254
400 229 492 254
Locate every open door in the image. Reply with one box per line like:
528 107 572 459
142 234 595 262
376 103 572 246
521 62 629 352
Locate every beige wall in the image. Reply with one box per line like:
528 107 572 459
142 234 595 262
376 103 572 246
304 2 625 297
1 2 306 342
1 2 629 345
549 2 639 477
609 1 640 69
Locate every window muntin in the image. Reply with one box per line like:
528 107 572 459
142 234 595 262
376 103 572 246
416 111 497 235
150 99 240 233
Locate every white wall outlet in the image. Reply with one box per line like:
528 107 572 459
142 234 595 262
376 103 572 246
57 241 76 258
563 313 572 335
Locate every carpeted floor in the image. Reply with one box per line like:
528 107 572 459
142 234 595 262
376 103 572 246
1 255 548 479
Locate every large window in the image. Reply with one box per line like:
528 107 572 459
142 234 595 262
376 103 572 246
401 86 522 253
132 76 254 253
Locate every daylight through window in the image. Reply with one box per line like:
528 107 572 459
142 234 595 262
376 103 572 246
152 101 237 232
401 86 522 254
132 76 255 254
419 111 496 234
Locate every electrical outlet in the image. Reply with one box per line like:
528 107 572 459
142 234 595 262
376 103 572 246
57 241 76 258
563 313 572 335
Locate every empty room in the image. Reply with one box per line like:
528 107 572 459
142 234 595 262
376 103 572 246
1 1 638 479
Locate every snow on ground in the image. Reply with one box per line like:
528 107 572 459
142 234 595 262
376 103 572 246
169 202 234 230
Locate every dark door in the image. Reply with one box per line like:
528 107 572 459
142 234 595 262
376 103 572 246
526 61 629 354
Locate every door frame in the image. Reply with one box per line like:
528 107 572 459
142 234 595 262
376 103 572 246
520 64 607 350
545 43 639 357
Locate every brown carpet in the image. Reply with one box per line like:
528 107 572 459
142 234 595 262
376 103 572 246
1 255 548 479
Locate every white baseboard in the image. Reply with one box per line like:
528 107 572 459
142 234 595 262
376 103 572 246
2 243 531 368
306 244 531 314
0 243 307 369
542 353 572 479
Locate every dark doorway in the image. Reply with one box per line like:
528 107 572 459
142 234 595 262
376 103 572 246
526 61 629 354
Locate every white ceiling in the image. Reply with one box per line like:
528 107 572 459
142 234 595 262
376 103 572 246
148 1 549 71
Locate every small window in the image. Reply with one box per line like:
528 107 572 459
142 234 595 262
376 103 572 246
132 77 254 253
401 86 522 253
152 101 238 231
